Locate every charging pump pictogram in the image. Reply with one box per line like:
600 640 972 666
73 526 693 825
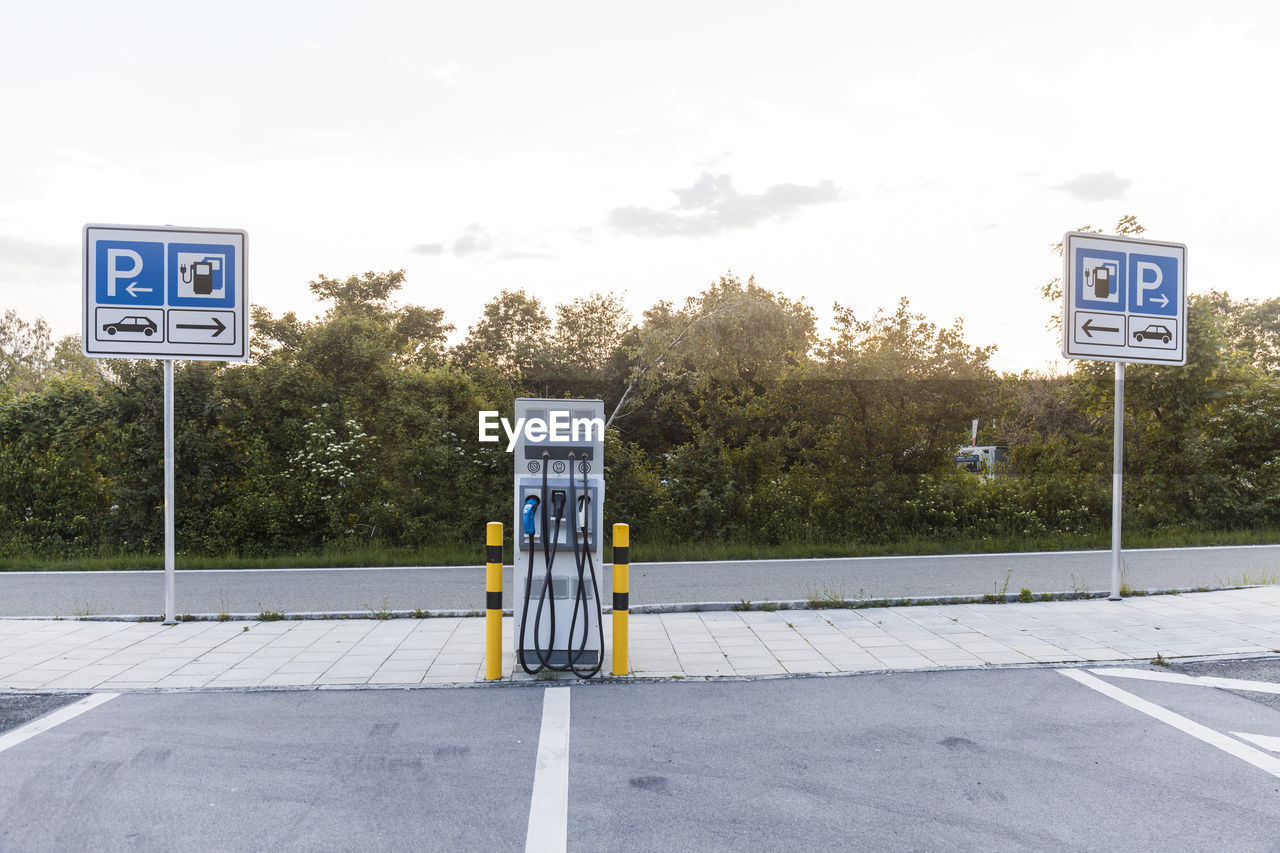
1083 262 1121 303
178 255 224 296
512 398 606 678
1087 265 1111 299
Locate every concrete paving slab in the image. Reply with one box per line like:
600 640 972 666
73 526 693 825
2 586 1280 689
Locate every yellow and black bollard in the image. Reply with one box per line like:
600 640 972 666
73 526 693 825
485 522 503 681
612 523 629 676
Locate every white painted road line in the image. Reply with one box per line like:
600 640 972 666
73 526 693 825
1091 667 1280 695
0 694 119 755
526 687 571 853
1059 669 1280 779
1232 732 1280 753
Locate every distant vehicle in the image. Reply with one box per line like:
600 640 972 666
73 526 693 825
1132 324 1171 344
955 445 1013 480
102 316 157 336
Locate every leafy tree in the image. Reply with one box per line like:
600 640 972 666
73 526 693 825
451 289 552 384
550 292 631 376
802 298 998 539
611 273 814 444
48 336 112 388
0 380 117 555
1197 290 1280 374
643 272 814 389
217 271 480 550
0 310 53 396
309 269 406 311
5 242 1280 562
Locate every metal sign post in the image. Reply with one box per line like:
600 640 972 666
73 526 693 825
164 360 176 622
1111 362 1124 600
83 224 248 623
1062 231 1186 601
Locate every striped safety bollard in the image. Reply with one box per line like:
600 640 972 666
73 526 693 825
612 523 629 676
485 522 503 681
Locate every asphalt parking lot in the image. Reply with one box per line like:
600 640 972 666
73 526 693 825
3 660 1279 852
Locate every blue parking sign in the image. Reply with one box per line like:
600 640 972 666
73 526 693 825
95 240 164 306
1063 231 1186 366
84 224 248 362
1128 253 1178 317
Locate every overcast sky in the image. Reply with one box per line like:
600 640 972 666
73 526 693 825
2 1 1276 373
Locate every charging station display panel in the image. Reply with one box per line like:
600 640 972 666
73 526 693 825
83 224 248 362
512 400 605 550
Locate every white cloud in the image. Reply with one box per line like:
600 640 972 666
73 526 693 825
1052 171 1132 202
0 233 72 270
432 62 461 85
450 224 493 257
411 224 554 262
607 172 842 238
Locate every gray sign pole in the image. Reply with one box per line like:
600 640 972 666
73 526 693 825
1110 362 1124 601
163 359 176 624
1062 231 1184 601
82 225 248 624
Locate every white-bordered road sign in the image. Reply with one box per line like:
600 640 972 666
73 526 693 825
83 224 248 361
1063 231 1186 365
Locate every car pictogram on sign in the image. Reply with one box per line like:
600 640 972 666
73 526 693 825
102 315 158 336
1132 324 1172 344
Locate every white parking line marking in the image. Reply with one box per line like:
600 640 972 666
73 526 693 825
1232 732 1280 753
0 693 119 755
1059 669 1280 779
526 687 571 853
1090 667 1280 695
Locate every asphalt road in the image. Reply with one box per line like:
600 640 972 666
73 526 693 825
1 545 1277 619
0 693 84 735
3 662 1280 851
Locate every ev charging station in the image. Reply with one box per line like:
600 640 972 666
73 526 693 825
512 398 606 678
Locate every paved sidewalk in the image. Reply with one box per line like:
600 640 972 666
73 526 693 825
2 587 1279 691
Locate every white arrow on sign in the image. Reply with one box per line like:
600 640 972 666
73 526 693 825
1232 732 1280 753
1151 293 1169 308
125 281 153 298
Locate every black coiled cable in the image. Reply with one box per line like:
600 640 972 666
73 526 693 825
517 450 603 678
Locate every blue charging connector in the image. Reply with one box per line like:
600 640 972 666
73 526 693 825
522 496 540 536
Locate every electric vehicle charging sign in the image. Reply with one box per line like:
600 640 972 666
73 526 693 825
1062 231 1186 366
83 224 248 361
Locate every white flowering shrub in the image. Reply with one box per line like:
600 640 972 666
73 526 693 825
285 408 374 537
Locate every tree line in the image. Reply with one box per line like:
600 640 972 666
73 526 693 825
2 246 1279 560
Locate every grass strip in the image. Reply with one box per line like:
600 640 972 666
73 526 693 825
2 525 1279 572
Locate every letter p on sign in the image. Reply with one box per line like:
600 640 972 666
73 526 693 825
1134 261 1162 307
106 248 142 297
1127 253 1179 317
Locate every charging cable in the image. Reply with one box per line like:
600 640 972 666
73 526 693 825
565 452 603 678
516 448 603 678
